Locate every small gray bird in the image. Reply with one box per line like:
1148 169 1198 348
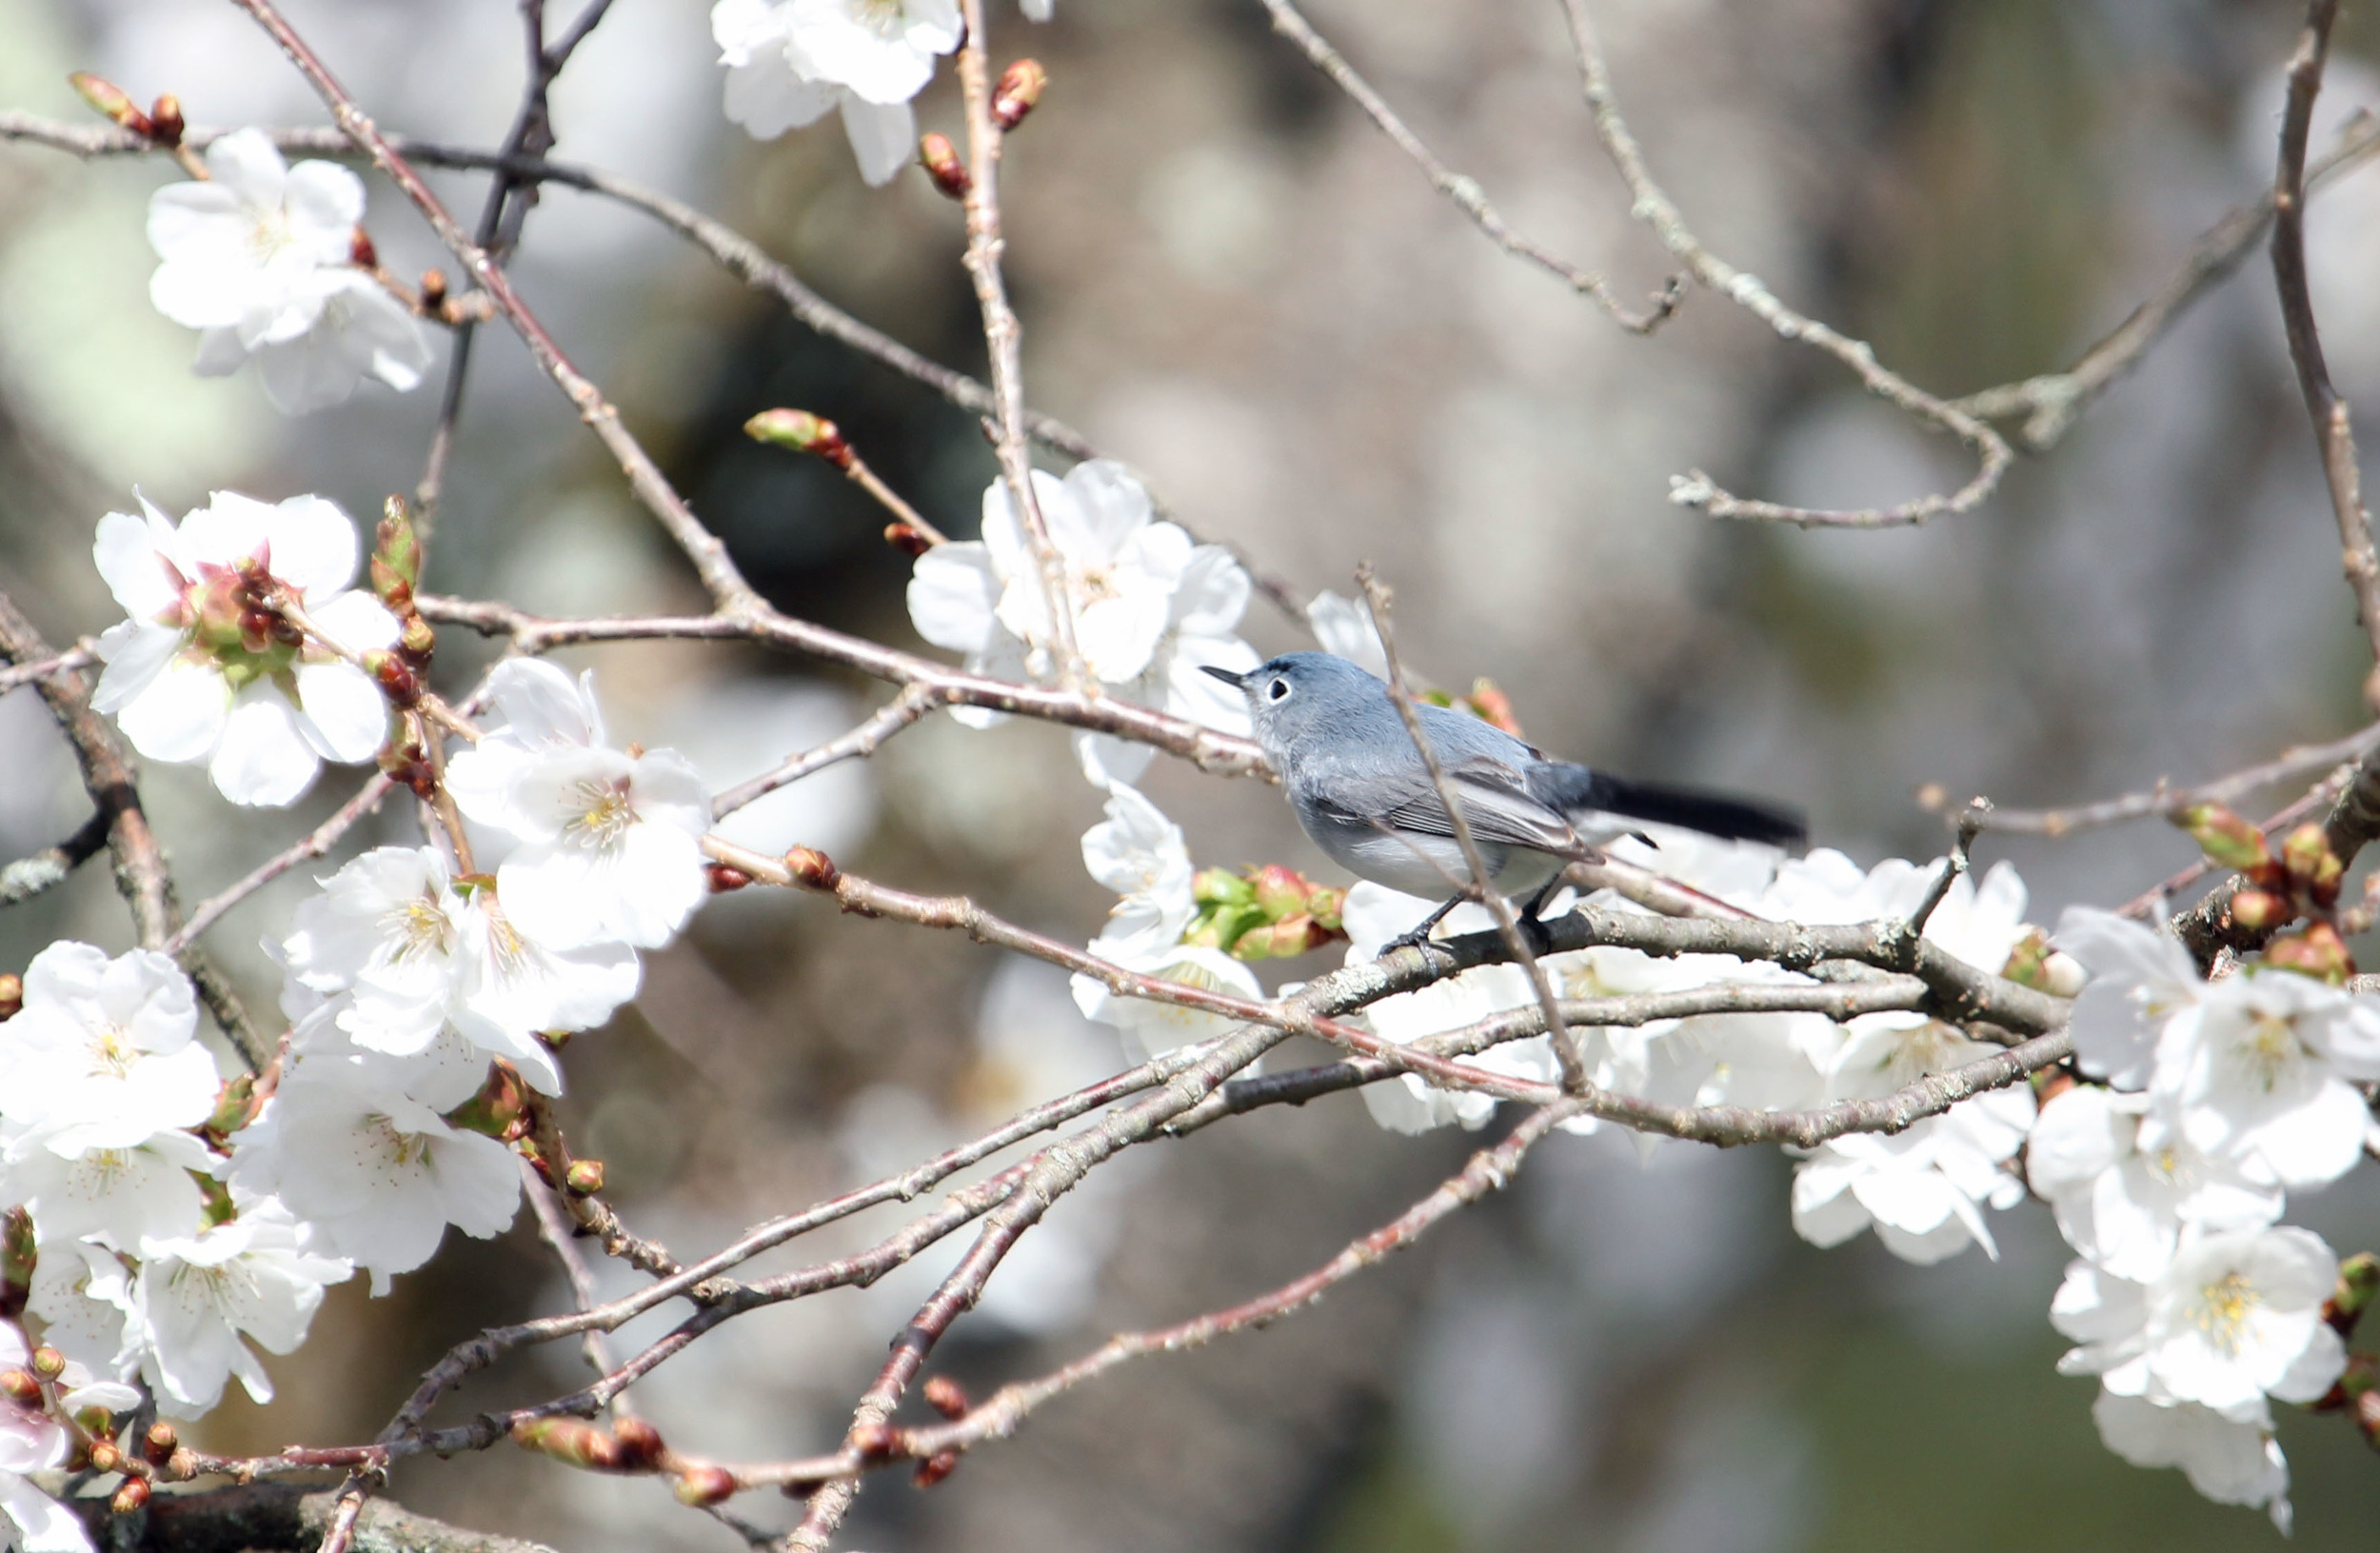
1202 652 1805 947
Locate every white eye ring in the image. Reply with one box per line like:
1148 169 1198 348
1268 679 1291 702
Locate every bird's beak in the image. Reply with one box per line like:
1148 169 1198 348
1199 664 1249 689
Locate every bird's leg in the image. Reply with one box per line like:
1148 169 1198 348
1519 876 1564 923
1379 894 1464 954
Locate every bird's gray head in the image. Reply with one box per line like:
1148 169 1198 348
1200 652 1385 756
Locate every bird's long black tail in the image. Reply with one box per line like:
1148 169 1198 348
1532 763 1807 847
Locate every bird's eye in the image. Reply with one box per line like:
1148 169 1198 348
1268 679 1291 702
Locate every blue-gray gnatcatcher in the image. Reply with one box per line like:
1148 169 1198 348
1201 652 1805 947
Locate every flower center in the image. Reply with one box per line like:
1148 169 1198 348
2192 1270 2262 1356
86 1025 138 1080
368 1115 434 1168
856 0 907 38
2239 1012 2303 1092
385 891 455 964
565 777 638 847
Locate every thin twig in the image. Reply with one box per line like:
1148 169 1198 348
0 809 112 908
1978 721 2380 837
0 643 95 694
2270 0 2380 683
165 774 400 954
1256 0 1681 332
954 0 1081 690
709 686 934 820
227 0 766 617
521 1160 635 1418
1956 110 2380 451
1557 0 2012 528
1356 566 1588 1091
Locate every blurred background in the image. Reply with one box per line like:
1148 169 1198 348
5 0 2380 1546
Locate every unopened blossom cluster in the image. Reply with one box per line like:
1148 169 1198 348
711 0 1051 186
0 497 712 1552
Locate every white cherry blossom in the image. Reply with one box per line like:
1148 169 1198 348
2092 1388 2291 1532
907 461 1260 785
1789 1087 2034 1264
446 659 712 951
25 1239 137 1381
2053 906 2206 1089
1072 937 1266 1063
2152 968 2380 1189
2052 1225 2346 1416
279 846 636 1093
1 1126 215 1251
1304 590 1388 679
0 943 218 1152
90 491 398 806
228 1064 520 1296
2026 1085 2282 1283
147 129 429 413
712 0 961 186
1081 781 1197 955
129 1201 351 1418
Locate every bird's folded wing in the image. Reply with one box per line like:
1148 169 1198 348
1325 755 1581 855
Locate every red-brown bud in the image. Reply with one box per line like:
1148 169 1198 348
912 1450 960 1488
88 1440 121 1474
918 131 970 198
510 1416 622 1470
611 1416 666 1470
883 522 934 558
848 1422 901 1460
992 59 1046 130
69 73 152 136
784 846 840 891
1462 678 1522 736
2229 888 2289 933
744 408 854 468
420 269 449 314
2280 822 2345 906
446 1060 529 1140
0 1370 40 1404
0 973 19 1023
364 649 421 707
565 1159 605 1196
706 863 753 893
2264 920 2355 986
110 1477 149 1515
347 228 378 270
399 614 437 662
142 1422 179 1465
147 93 184 148
922 1374 969 1420
2174 803 2271 876
673 1463 738 1506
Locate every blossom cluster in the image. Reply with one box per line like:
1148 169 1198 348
711 0 1051 186
2032 907 2380 1530
147 129 429 414
1046 738 2375 1531
2 497 713 1551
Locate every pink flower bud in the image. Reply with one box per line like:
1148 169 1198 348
785 846 841 890
744 408 854 468
611 1416 666 1470
0 972 19 1022
110 1478 149 1515
0 1370 39 1404
884 522 933 558
29 1347 63 1380
69 72 151 136
142 1422 178 1465
673 1463 737 1505
992 59 1046 130
1250 864 1307 920
565 1159 605 1196
913 1450 961 1488
918 132 970 199
922 1375 969 1420
147 93 183 148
